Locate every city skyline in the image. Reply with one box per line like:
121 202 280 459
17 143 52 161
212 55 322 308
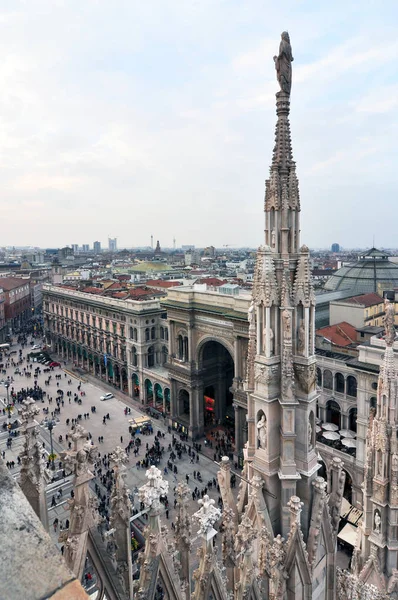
0 2 396 248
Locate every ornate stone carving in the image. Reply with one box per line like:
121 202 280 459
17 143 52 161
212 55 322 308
384 299 395 347
269 535 288 600
193 495 221 537
138 466 169 513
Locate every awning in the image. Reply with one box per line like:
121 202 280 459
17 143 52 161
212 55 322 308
340 498 363 526
338 523 358 547
340 497 352 519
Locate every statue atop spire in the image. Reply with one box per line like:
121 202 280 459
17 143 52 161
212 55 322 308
273 32 294 95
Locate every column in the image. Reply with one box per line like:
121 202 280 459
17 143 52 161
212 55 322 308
127 367 133 397
234 338 240 378
256 306 261 354
265 306 271 357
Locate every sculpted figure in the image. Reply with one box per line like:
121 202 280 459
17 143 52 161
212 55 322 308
308 421 312 449
263 326 274 355
374 511 381 534
271 229 276 248
257 415 267 449
282 309 291 337
274 32 294 94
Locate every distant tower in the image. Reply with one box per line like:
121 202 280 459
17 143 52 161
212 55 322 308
331 243 340 253
151 235 153 250
108 237 117 252
93 241 101 255
154 240 161 255
173 237 176 250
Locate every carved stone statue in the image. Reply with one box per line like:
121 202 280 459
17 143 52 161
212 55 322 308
273 32 293 95
282 309 291 337
263 326 274 355
308 421 312 449
257 414 267 449
298 320 305 355
374 511 381 534
271 229 276 248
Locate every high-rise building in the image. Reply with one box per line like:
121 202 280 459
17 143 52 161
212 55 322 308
331 243 340 253
93 241 101 254
108 237 117 252
71 244 79 253
82 244 89 253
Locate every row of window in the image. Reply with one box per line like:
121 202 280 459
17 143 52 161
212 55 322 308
129 326 169 342
317 368 357 397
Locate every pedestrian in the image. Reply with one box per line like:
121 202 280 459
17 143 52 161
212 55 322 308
51 495 56 507
120 436 123 443
165 509 169 519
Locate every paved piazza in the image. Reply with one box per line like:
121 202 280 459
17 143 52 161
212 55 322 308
0 337 236 562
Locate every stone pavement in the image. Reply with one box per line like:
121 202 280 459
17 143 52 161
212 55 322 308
0 338 238 561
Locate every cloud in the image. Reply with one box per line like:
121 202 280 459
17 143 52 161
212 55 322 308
0 1 397 248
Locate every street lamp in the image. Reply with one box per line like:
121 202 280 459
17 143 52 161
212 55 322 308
4 382 11 421
47 419 56 470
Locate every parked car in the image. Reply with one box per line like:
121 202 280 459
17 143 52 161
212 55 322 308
100 393 114 401
32 344 41 350
49 361 61 367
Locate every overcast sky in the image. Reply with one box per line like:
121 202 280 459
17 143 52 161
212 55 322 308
0 1 396 250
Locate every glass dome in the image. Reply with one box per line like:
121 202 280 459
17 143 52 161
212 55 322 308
324 248 398 295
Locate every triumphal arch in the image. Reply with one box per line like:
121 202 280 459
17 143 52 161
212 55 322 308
162 285 250 454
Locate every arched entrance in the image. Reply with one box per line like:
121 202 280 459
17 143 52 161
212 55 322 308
121 368 128 393
154 383 163 410
349 407 357 433
164 388 170 414
145 379 153 404
326 399 341 428
132 373 140 398
199 340 234 431
178 389 190 417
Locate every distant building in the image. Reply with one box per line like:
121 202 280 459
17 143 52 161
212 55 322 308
108 238 117 252
82 244 89 253
154 240 161 255
325 247 398 295
93 241 101 254
71 244 79 253
58 247 74 262
331 243 340 253
330 292 385 328
0 277 31 332
0 288 5 341
184 250 200 265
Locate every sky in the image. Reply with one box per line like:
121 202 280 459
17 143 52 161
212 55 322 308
0 0 397 250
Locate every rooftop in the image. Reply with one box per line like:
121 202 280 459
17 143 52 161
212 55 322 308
340 293 384 307
0 277 29 290
316 322 357 347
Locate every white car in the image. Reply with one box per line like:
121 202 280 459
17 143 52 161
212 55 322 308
32 344 41 350
100 393 114 401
